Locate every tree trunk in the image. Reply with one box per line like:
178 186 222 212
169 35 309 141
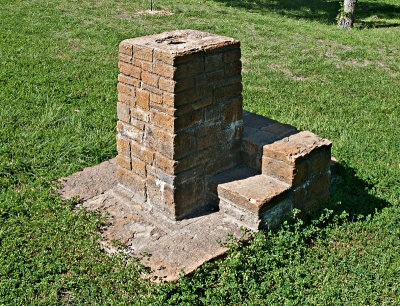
338 0 358 29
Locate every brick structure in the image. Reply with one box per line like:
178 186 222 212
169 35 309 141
116 29 332 229
116 30 243 220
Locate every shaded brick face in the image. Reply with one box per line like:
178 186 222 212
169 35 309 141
116 30 243 220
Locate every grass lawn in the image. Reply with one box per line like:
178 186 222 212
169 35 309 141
1 0 399 303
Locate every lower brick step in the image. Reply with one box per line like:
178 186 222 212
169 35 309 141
217 174 292 231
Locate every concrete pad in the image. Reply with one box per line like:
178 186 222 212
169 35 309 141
58 159 245 282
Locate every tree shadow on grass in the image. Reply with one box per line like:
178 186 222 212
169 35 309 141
214 0 400 26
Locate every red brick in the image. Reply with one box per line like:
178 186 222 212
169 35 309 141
153 61 176 78
142 71 159 88
118 74 140 87
159 77 194 93
262 156 294 185
117 102 130 123
132 45 153 62
118 62 141 79
136 89 150 110
175 97 212 117
119 41 132 56
163 92 175 107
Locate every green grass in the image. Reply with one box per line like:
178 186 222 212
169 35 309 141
1 0 399 303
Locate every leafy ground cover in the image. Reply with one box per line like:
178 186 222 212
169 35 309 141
1 0 399 303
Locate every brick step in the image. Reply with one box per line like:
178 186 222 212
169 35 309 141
217 174 292 231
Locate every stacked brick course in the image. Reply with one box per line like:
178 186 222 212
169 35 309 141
116 30 332 230
116 30 243 220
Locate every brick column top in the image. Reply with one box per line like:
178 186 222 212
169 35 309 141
120 29 239 56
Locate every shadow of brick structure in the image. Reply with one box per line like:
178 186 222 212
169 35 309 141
59 30 332 281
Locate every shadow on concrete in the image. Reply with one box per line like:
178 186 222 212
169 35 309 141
213 0 400 25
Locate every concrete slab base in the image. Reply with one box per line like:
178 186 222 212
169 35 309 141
58 159 246 282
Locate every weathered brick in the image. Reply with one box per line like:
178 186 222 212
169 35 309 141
146 173 175 215
119 122 144 143
145 125 174 158
155 153 177 174
117 82 135 96
159 77 194 93
116 135 131 157
130 106 149 122
141 83 163 95
118 74 140 88
131 156 147 177
224 48 241 63
225 61 242 77
150 92 162 104
175 97 212 117
150 101 175 117
118 53 132 63
204 104 220 122
154 50 175 65
133 45 153 62
197 133 216 151
142 71 159 88
119 40 132 56
133 58 152 72
174 131 197 159
262 123 296 137
175 109 203 132
130 118 145 131
153 61 176 78
117 168 146 201
206 154 238 176
195 70 224 87
307 172 330 196
131 140 154 164
205 53 224 72
151 109 175 130
221 96 243 126
136 89 150 110
310 148 331 175
174 61 204 79
241 151 261 172
262 156 294 185
117 102 130 123
118 62 141 79
116 155 131 170
118 93 135 106
214 83 242 102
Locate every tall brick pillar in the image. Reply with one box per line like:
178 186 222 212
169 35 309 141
116 30 243 220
